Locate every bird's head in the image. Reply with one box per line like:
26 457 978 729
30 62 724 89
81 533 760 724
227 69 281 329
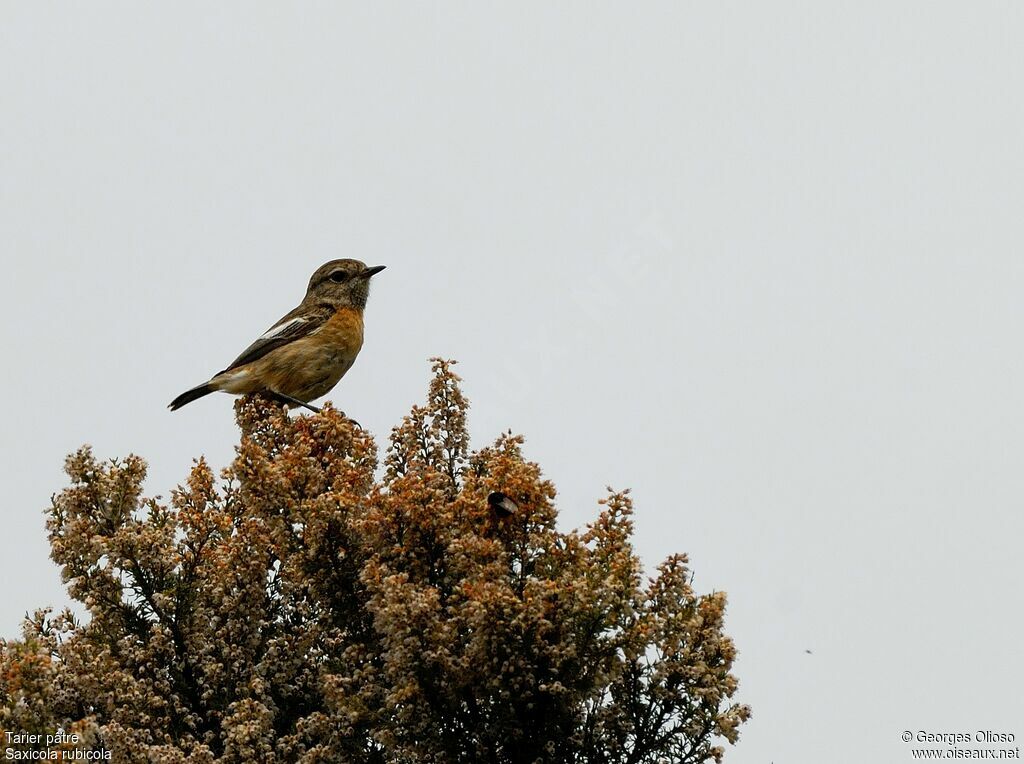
305 259 386 309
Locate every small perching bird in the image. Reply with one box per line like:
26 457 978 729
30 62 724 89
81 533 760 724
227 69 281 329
169 259 385 413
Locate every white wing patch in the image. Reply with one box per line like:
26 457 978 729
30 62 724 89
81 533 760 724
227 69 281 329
260 316 306 340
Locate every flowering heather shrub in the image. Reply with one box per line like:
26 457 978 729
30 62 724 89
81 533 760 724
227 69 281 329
1 360 749 763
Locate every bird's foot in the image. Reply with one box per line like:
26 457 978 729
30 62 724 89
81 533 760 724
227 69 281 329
339 412 362 429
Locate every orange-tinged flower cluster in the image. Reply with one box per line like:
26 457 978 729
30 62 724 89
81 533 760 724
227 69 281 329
1 359 749 763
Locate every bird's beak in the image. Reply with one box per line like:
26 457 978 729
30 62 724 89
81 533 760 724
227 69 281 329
361 265 386 278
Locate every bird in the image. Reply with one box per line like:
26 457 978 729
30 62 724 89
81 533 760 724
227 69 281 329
169 259 385 413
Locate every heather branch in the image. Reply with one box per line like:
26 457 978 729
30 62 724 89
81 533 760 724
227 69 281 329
2 361 748 764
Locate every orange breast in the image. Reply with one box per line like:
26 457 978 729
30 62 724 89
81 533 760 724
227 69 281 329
235 306 366 401
318 306 365 357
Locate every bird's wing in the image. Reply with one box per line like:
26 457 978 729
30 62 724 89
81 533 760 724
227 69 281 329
220 303 333 373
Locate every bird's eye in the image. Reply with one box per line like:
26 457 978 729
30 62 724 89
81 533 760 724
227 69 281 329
329 271 349 283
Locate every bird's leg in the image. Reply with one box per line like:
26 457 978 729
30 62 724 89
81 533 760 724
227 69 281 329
270 391 362 427
273 392 322 414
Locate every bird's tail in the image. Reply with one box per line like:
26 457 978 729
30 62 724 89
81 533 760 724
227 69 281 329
168 382 216 411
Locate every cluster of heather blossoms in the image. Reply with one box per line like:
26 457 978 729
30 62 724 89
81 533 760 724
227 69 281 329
1 360 749 763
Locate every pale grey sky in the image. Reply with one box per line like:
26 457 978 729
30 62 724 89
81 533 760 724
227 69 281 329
2 3 1022 762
